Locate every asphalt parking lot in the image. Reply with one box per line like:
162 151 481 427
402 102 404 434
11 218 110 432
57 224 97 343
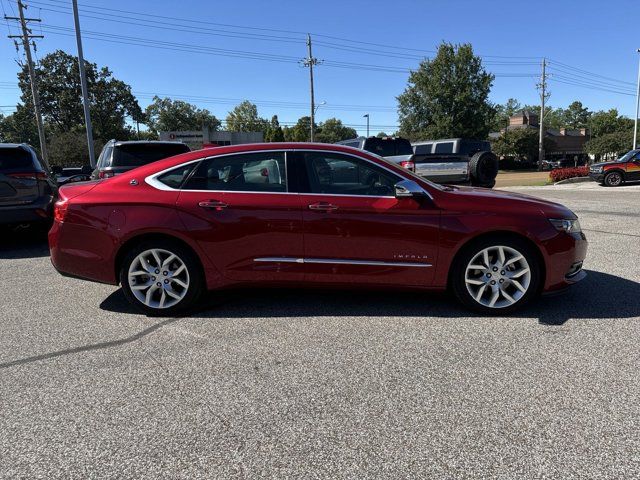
1 183 639 479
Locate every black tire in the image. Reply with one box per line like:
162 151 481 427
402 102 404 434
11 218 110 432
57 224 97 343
119 239 204 316
450 235 542 314
469 151 499 187
603 171 624 187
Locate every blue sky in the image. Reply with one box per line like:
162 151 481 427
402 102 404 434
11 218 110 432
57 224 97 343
1 0 638 136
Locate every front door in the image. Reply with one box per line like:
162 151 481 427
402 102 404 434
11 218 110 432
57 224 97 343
291 150 440 287
175 151 304 282
627 152 640 181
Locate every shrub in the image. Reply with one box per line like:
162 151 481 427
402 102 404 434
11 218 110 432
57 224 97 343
549 166 589 183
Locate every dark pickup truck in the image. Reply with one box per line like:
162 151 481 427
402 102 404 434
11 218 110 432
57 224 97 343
411 138 499 188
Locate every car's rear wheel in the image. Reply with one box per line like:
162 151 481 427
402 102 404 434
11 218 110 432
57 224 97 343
451 237 541 314
120 240 203 316
603 171 623 187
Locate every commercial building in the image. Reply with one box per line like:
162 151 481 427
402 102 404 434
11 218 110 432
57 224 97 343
159 127 263 150
491 111 591 164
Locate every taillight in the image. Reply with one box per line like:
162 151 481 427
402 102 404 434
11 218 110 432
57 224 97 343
53 200 69 223
7 172 48 180
400 161 415 171
98 170 114 179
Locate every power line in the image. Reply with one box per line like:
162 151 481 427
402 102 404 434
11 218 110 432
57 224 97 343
30 0 543 61
548 59 636 87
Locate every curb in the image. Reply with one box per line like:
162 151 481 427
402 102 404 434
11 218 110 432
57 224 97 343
554 176 592 185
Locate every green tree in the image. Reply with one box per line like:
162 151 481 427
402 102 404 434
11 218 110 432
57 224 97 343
376 132 388 138
145 96 220 135
490 98 522 131
0 104 38 145
491 128 555 162
264 115 285 142
283 116 316 142
316 118 357 143
397 42 495 141
17 50 142 141
561 101 591 129
225 100 268 133
585 130 633 158
589 109 633 138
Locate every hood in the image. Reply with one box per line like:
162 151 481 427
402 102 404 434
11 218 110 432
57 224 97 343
590 160 622 168
439 185 576 219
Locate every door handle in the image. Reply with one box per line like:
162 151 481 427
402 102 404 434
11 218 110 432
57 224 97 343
308 202 338 212
198 200 228 210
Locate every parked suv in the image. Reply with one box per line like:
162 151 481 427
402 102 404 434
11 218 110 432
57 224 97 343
0 143 58 227
412 138 499 188
589 149 640 187
336 137 414 169
92 140 191 179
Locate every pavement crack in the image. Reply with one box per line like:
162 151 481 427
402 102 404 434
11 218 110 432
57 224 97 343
583 228 640 238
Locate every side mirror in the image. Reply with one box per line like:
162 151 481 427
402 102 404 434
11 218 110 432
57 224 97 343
394 179 430 199
81 165 93 175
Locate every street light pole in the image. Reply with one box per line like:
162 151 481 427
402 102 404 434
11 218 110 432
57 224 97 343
363 114 369 137
634 49 640 150
72 0 95 167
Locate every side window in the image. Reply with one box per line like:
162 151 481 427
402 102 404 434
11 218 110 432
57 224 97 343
183 152 286 192
156 163 197 189
434 142 454 154
98 146 113 168
415 144 432 155
301 152 399 197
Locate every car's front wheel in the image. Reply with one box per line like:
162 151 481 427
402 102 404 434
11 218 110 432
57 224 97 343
451 237 541 314
120 240 203 315
603 171 623 187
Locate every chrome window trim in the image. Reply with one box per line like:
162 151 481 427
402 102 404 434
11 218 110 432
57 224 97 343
254 257 432 268
145 147 433 200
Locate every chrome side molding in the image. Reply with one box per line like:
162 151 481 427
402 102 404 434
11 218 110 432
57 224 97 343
254 257 432 268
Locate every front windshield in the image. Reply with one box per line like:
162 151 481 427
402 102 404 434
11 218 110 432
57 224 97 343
617 149 639 162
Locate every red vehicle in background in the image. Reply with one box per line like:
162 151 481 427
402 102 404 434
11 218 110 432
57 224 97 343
589 149 640 186
49 143 587 315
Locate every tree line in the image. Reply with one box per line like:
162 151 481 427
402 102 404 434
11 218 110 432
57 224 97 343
0 46 635 167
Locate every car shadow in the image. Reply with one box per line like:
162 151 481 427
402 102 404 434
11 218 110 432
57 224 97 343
99 270 639 326
3 270 634 370
0 226 50 259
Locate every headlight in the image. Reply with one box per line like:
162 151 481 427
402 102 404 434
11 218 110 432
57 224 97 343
549 218 581 233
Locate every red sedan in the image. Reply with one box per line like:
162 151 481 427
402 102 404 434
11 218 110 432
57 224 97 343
49 143 587 315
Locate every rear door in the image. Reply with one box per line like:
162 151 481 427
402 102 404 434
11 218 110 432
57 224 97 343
292 150 440 287
174 150 305 282
0 147 40 207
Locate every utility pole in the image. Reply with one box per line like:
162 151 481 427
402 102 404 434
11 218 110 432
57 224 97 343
537 58 548 171
633 49 640 150
302 34 320 142
6 1 48 164
72 0 95 167
363 114 370 137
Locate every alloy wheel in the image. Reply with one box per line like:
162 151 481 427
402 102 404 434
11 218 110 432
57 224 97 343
464 245 531 309
128 248 190 309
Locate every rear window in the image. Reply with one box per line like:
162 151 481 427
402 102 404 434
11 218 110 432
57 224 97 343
0 147 34 172
363 138 413 157
112 143 190 167
434 142 454 154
